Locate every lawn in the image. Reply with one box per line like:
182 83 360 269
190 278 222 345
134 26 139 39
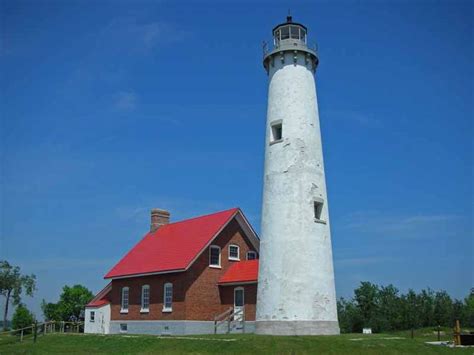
0 329 471 354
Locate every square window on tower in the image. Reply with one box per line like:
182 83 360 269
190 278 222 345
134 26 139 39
270 121 283 144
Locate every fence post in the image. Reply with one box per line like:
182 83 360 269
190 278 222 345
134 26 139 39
437 325 440 341
20 329 24 342
34 321 38 343
454 319 461 346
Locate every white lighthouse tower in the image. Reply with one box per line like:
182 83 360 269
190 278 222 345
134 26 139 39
256 16 340 335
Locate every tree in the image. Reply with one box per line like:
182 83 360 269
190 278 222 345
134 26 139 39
401 289 421 330
433 290 453 326
378 284 402 331
354 282 380 330
0 260 36 331
41 300 61 322
11 304 35 332
463 288 474 327
337 285 472 333
337 297 363 333
42 285 94 321
418 288 435 327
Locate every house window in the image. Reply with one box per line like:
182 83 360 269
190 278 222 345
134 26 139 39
271 121 283 143
247 251 257 260
141 285 150 312
228 244 240 261
314 199 324 222
121 287 129 313
209 245 221 268
163 283 173 312
90 311 95 322
120 323 127 333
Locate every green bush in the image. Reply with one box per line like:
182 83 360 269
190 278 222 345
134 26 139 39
11 304 35 333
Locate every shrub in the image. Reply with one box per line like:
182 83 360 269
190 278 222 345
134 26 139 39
11 304 35 333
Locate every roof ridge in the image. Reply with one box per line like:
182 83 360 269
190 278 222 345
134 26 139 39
160 207 239 229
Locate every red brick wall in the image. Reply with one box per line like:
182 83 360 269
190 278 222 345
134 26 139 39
110 272 186 321
185 219 257 321
110 218 258 321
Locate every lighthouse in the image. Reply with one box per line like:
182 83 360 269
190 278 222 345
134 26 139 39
256 16 340 335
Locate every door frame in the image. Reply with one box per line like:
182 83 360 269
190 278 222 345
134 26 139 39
233 287 244 321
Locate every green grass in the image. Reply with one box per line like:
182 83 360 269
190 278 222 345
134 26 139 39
0 329 471 354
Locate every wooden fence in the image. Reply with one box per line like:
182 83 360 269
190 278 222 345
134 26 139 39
0 321 84 344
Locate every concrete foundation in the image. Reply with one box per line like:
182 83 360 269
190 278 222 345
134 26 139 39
256 320 339 336
109 320 255 335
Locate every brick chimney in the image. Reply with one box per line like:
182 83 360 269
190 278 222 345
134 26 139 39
150 208 170 232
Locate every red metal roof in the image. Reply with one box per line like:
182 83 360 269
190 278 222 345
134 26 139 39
86 283 111 308
104 208 240 279
218 259 259 285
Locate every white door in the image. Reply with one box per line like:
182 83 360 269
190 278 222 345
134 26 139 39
234 287 244 321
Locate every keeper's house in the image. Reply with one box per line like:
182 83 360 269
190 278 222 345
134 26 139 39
84 208 259 335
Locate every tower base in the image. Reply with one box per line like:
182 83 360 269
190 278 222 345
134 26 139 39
255 321 340 336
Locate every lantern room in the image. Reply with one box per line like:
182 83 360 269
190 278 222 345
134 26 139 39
273 16 307 47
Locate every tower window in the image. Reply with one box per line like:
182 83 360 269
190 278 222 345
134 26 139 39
300 29 307 43
314 200 324 221
290 26 299 39
270 121 283 143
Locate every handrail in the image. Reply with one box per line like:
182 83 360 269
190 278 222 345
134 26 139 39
214 307 233 322
213 306 246 334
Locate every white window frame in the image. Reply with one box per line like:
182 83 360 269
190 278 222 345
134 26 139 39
228 244 240 261
120 287 129 313
246 251 257 260
163 282 173 312
209 245 221 268
141 285 150 313
90 311 95 322
270 120 283 144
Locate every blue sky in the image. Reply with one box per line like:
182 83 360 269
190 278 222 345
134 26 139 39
1 0 472 319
